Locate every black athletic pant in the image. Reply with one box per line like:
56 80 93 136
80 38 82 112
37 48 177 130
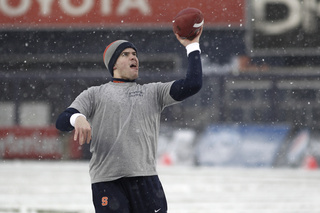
92 175 167 213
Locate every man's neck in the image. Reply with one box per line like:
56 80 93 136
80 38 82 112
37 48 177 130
112 78 136 83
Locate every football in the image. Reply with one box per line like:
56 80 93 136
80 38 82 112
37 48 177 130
172 8 204 40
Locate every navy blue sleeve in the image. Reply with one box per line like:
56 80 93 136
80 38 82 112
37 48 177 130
169 50 202 101
55 107 80 132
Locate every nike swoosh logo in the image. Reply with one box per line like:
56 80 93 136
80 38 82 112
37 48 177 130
155 208 161 212
193 19 204 28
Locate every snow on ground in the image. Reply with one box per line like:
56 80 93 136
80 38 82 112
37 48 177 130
0 160 320 213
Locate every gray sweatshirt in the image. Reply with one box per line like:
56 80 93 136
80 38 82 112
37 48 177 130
69 81 179 183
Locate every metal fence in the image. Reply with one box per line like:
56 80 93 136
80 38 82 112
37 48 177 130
2 67 320 131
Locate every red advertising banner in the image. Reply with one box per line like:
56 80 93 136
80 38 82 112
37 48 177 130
0 0 245 29
0 126 62 159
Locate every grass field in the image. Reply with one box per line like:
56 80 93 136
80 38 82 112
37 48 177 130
1 161 320 213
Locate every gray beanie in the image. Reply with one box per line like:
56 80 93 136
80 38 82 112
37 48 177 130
103 40 137 76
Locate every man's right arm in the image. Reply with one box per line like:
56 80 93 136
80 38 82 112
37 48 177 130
55 107 80 132
56 107 92 145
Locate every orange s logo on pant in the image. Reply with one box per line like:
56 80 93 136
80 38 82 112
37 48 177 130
102 196 108 206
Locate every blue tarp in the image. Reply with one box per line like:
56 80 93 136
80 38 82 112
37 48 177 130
196 124 290 167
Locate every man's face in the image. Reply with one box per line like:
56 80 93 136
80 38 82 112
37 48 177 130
113 48 139 80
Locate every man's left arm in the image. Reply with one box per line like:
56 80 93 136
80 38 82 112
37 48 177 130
169 42 202 101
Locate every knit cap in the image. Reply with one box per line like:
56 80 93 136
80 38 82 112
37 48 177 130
103 40 138 76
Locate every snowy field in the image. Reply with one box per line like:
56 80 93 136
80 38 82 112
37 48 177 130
1 161 320 213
